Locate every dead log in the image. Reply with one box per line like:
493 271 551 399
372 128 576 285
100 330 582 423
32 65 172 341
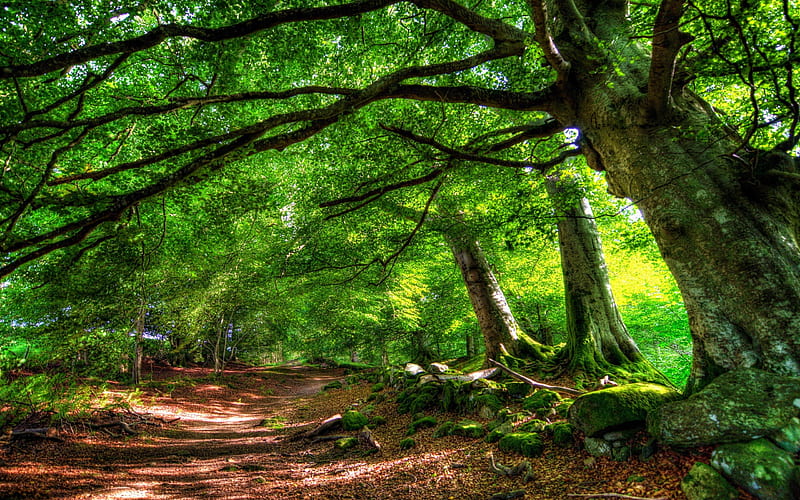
87 420 138 435
298 414 342 440
488 359 584 397
358 426 381 452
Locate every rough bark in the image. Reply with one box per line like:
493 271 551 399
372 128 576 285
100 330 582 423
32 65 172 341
542 0 800 392
445 232 521 361
545 175 649 376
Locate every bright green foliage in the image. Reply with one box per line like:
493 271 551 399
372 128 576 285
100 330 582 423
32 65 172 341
341 410 369 431
498 433 545 458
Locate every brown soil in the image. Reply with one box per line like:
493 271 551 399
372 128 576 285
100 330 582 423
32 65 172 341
0 364 722 499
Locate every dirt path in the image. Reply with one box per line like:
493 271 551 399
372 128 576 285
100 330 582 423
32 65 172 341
0 365 710 499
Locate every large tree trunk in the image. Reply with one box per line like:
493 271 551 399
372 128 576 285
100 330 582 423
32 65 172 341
538 0 800 393
444 232 521 361
589 121 800 392
545 175 648 376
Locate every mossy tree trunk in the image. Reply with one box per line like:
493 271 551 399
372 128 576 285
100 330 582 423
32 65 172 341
546 174 651 378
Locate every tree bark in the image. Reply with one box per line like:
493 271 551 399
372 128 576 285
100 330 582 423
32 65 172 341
545 174 648 376
445 232 521 361
533 0 800 392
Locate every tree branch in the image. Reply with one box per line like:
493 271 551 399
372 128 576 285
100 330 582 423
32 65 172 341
526 0 571 79
0 0 400 78
646 0 691 122
488 359 585 396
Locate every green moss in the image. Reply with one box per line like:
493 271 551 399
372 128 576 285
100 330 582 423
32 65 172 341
371 382 385 393
399 437 416 450
498 432 544 457
433 421 456 438
485 421 513 443
342 410 369 431
555 399 573 417
548 422 575 447
522 389 561 412
323 380 343 391
506 382 532 398
474 393 504 412
396 383 442 414
518 419 547 433
334 437 359 450
452 419 486 439
407 415 438 435
369 415 387 427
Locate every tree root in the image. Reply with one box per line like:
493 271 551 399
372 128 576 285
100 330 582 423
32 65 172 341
488 359 585 396
489 452 534 483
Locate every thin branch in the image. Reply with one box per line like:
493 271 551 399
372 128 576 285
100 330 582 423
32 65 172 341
488 359 585 396
0 0 400 78
320 168 445 212
526 0 571 78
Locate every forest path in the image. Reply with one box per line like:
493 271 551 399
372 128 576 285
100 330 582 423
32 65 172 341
0 363 708 499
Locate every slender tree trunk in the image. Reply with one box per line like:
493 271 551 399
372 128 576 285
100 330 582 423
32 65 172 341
545 175 648 376
465 329 477 357
445 232 521 361
411 329 435 364
132 299 145 385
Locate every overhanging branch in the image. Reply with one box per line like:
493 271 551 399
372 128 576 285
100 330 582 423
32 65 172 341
646 0 692 122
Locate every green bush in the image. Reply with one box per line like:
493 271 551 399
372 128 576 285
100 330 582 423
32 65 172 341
342 410 369 430
498 432 545 457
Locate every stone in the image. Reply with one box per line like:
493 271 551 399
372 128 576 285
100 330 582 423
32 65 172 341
710 438 798 500
769 417 800 453
404 363 425 376
568 383 681 437
341 410 369 431
334 437 358 451
681 462 738 500
498 432 544 457
522 389 561 412
506 382 532 398
650 368 800 447
451 419 486 439
428 362 449 374
548 422 575 447
611 445 631 461
583 437 612 457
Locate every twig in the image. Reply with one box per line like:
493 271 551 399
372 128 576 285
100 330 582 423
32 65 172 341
488 359 584 396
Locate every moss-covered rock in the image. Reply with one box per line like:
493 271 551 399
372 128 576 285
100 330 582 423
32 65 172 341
506 382 532 398
522 389 561 412
681 462 738 500
711 438 798 500
569 382 681 437
485 421 513 443
650 369 800 447
474 393 504 418
407 415 438 435
342 410 369 431
397 382 442 414
451 419 486 439
554 399 573 417
498 432 544 457
770 417 800 453
547 422 575 447
371 382 385 393
334 437 359 451
433 421 456 438
518 419 547 433
399 437 416 450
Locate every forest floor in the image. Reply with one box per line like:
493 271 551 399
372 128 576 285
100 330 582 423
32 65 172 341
0 363 726 499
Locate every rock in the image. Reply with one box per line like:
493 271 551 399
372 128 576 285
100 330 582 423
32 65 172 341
451 419 486 439
583 437 612 457
611 445 631 461
710 438 798 500
341 410 369 431
428 362 449 374
547 422 575 447
681 462 738 500
568 383 681 437
506 382 532 398
404 363 425 376
498 432 544 457
407 415 437 435
522 389 561 412
486 421 514 443
769 416 800 453
650 368 800 447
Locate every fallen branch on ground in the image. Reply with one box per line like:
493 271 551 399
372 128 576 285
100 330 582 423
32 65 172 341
488 359 584 396
295 414 342 440
489 452 534 482
9 428 64 442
